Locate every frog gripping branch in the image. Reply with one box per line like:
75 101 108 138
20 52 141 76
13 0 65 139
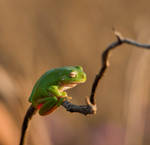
19 66 87 145
29 66 86 115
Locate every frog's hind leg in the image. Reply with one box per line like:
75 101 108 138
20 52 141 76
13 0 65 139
38 96 66 116
44 105 58 115
38 96 58 115
41 97 66 115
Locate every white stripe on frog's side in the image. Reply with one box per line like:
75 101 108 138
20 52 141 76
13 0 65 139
60 83 77 92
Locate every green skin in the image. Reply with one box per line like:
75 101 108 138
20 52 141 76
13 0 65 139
29 66 86 115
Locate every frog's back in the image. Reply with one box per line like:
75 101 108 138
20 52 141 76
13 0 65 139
28 79 42 102
28 66 75 103
29 69 58 102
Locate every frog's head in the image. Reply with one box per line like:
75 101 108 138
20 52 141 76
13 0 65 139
59 66 86 86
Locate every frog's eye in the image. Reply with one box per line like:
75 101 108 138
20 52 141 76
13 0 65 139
69 71 77 78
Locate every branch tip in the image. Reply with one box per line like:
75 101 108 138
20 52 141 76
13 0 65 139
114 31 124 42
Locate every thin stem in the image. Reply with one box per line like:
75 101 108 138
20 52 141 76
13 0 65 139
19 105 36 145
62 30 150 115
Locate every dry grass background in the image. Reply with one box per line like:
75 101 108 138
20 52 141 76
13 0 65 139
0 0 150 145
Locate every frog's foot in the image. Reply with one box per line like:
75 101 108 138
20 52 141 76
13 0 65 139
55 96 69 106
66 96 72 100
58 96 72 101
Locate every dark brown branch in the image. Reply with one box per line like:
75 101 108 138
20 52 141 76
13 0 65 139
62 100 96 115
19 105 36 145
62 30 150 115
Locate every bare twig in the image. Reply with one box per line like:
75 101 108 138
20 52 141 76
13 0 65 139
62 100 96 115
62 30 150 115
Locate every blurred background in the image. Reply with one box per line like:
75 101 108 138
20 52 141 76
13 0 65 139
0 0 150 145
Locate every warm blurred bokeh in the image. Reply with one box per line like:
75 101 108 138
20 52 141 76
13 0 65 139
0 0 150 145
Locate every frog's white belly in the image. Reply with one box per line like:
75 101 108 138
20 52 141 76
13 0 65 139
61 83 77 91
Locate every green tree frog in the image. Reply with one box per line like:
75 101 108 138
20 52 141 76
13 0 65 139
29 66 86 115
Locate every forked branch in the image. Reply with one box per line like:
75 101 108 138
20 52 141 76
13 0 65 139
62 30 150 115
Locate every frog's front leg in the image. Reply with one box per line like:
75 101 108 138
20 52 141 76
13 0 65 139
47 85 62 96
48 85 72 100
